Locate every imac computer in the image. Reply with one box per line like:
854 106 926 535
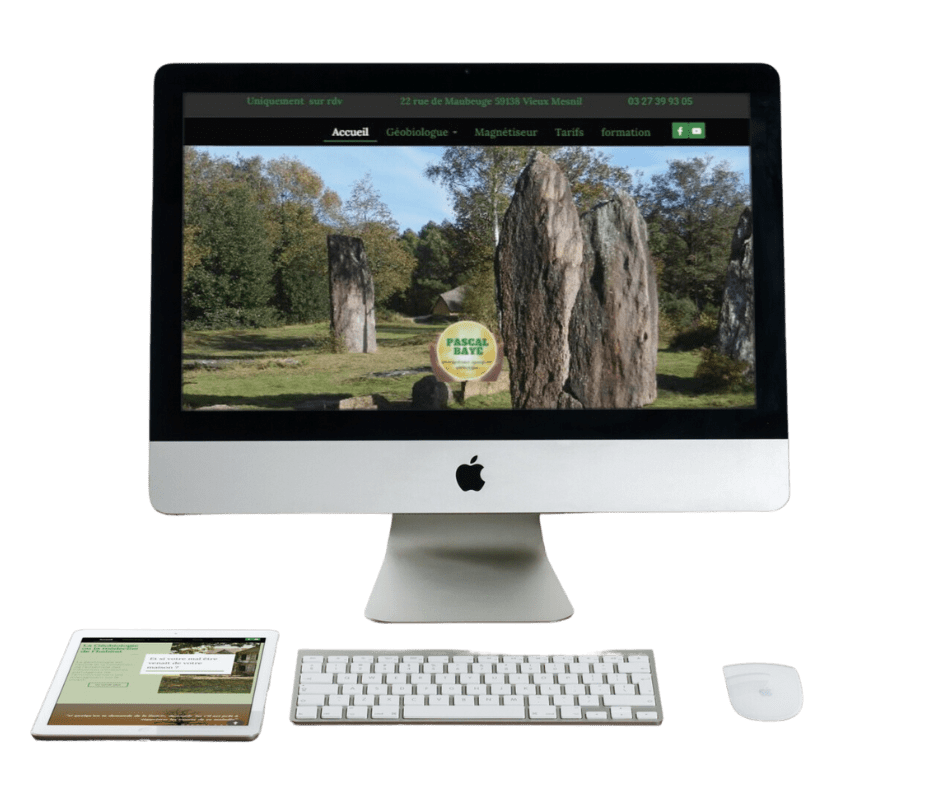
150 64 788 623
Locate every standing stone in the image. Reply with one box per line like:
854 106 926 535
411 375 452 409
495 152 583 409
327 234 377 353
717 208 755 380
567 194 658 408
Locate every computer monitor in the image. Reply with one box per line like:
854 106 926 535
150 64 788 623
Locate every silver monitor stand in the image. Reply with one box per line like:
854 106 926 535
365 513 573 623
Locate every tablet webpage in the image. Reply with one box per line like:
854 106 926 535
182 93 754 412
49 637 266 726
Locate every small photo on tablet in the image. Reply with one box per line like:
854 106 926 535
32 630 278 740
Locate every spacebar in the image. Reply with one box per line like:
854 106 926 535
403 706 526 720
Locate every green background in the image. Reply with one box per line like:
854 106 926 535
7 1 937 786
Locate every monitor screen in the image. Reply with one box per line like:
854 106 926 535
48 637 267 726
151 65 787 621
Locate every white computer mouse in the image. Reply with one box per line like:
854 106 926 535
723 663 802 721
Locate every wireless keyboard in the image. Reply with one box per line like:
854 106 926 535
290 650 662 724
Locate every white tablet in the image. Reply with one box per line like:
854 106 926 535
32 630 278 740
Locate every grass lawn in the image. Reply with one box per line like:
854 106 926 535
183 322 754 410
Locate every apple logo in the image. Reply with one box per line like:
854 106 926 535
456 456 485 491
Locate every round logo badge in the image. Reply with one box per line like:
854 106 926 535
435 321 498 381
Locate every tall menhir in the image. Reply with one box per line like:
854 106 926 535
495 152 658 409
327 234 377 353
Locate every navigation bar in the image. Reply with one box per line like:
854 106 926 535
185 118 748 146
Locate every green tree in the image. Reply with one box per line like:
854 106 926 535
553 146 633 211
402 221 464 315
341 174 416 312
183 178 275 327
635 156 749 315
263 157 337 323
183 150 339 326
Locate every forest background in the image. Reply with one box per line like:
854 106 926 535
182 145 751 344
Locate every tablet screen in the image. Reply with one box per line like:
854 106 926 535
48 636 267 726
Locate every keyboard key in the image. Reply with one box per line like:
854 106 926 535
603 695 656 707
619 662 651 674
300 672 334 683
372 708 400 720
296 707 319 719
611 708 633 720
586 711 609 720
560 706 583 720
404 706 525 720
637 711 659 720
300 684 334 694
346 707 368 720
321 706 344 719
529 707 558 720
297 695 325 706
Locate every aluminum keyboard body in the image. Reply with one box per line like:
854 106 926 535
291 649 662 725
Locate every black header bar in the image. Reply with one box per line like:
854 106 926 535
185 118 749 147
80 638 266 644
185 92 748 119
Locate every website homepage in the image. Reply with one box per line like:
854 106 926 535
182 93 754 412
50 638 265 726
